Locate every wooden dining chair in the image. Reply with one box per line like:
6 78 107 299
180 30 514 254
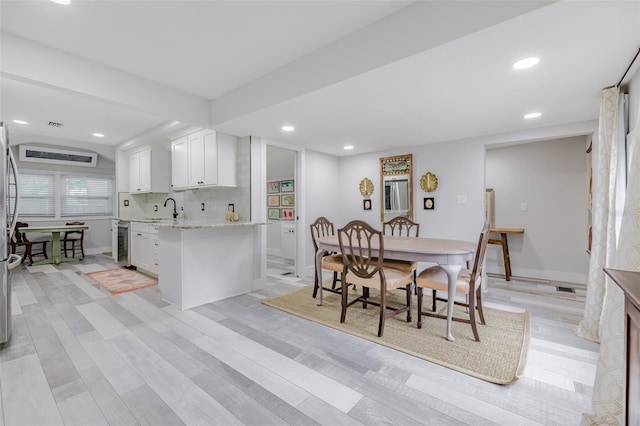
415 220 490 341
382 216 420 290
61 221 85 259
338 220 412 337
10 222 49 265
310 216 343 298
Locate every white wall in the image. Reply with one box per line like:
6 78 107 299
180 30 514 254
303 149 341 270
334 139 485 242
486 136 590 283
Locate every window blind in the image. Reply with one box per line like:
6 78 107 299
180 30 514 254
61 174 114 217
13 172 55 217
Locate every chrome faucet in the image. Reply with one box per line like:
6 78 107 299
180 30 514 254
163 197 178 219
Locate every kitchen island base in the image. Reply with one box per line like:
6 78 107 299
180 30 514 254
158 225 254 310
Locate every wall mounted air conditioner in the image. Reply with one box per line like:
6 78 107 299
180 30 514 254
19 145 98 167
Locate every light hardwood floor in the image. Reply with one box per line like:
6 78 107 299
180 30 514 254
0 254 598 425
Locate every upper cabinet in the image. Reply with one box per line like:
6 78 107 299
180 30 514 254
171 129 236 190
129 146 170 194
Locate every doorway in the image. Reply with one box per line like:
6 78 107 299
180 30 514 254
266 145 297 275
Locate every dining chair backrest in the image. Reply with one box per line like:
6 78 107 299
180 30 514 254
13 222 30 244
310 216 336 252
383 216 420 237
64 221 85 238
469 220 491 287
338 220 384 280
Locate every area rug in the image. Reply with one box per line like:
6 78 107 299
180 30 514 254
85 268 157 295
262 284 530 384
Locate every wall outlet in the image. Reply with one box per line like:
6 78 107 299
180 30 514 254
154 204 158 212
520 202 528 211
123 199 129 207
456 195 467 205
201 203 205 211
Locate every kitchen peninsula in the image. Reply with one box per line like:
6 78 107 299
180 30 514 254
139 219 268 310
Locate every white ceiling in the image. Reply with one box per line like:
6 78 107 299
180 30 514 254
1 1 639 157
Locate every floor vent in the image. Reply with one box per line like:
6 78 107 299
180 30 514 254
556 286 575 293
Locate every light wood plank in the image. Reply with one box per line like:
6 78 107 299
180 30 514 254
76 302 129 339
61 270 107 299
0 353 64 425
77 331 145 395
57 391 109 426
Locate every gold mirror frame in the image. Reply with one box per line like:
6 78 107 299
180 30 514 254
380 154 413 222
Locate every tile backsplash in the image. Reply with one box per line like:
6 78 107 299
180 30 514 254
118 138 251 222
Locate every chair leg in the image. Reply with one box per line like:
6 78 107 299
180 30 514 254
468 293 480 342
312 266 319 298
340 278 349 323
476 286 486 325
378 288 386 337
405 284 412 322
331 271 338 289
416 287 423 329
432 289 437 312
80 242 85 259
362 287 369 309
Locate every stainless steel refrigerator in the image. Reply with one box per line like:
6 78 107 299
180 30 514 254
1 122 23 346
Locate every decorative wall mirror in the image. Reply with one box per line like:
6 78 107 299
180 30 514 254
380 154 413 222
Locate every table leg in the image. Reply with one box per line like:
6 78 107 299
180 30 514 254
501 233 512 281
440 264 462 342
51 231 62 264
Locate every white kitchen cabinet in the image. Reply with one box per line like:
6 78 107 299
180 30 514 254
129 147 170 194
171 136 189 190
170 129 236 190
130 222 159 276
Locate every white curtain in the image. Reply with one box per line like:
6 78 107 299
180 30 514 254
582 91 640 425
576 87 621 343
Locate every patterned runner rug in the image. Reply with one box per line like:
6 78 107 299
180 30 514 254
85 268 157 295
263 283 530 384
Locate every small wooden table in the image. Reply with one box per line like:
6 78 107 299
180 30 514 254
21 224 88 266
489 227 524 281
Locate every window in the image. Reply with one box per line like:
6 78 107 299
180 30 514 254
61 174 114 217
11 170 114 218
12 172 55 217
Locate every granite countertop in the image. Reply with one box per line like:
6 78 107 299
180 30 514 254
118 218 269 229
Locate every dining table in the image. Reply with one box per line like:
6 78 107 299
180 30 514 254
20 224 88 266
316 234 477 342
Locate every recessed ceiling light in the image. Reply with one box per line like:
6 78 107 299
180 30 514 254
524 112 542 119
344 145 354 150
281 125 295 132
12 120 28 125
93 133 105 138
51 0 71 5
513 57 540 70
